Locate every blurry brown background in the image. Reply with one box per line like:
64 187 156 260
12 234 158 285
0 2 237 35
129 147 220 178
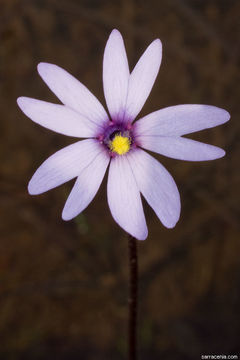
0 0 240 359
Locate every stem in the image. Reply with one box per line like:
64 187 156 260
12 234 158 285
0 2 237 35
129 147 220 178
128 235 138 360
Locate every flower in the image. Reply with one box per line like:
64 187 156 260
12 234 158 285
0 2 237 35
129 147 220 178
17 29 230 240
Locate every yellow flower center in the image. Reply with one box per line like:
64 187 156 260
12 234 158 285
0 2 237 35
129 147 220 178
110 134 131 155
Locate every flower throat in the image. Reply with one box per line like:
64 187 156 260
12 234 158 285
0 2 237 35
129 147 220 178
110 133 131 155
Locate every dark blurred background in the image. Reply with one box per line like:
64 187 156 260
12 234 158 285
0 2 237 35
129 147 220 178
0 0 240 359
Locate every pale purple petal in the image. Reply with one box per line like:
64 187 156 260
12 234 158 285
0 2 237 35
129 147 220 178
138 136 225 161
134 105 230 136
128 149 180 228
62 150 109 220
37 63 109 127
124 39 162 122
103 29 130 121
17 97 101 138
107 155 148 240
28 139 103 195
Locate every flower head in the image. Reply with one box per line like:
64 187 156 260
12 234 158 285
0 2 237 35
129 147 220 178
17 29 230 240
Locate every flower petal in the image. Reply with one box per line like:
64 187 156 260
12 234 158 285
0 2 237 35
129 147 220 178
28 139 103 195
138 136 225 161
124 39 162 122
103 29 130 121
134 105 230 136
128 149 180 228
62 150 109 220
107 155 148 240
17 97 101 137
37 62 109 127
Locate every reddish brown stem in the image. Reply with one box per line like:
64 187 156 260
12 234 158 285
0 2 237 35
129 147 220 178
128 235 138 360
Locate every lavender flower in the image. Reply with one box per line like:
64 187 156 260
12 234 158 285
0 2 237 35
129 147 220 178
17 29 230 240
